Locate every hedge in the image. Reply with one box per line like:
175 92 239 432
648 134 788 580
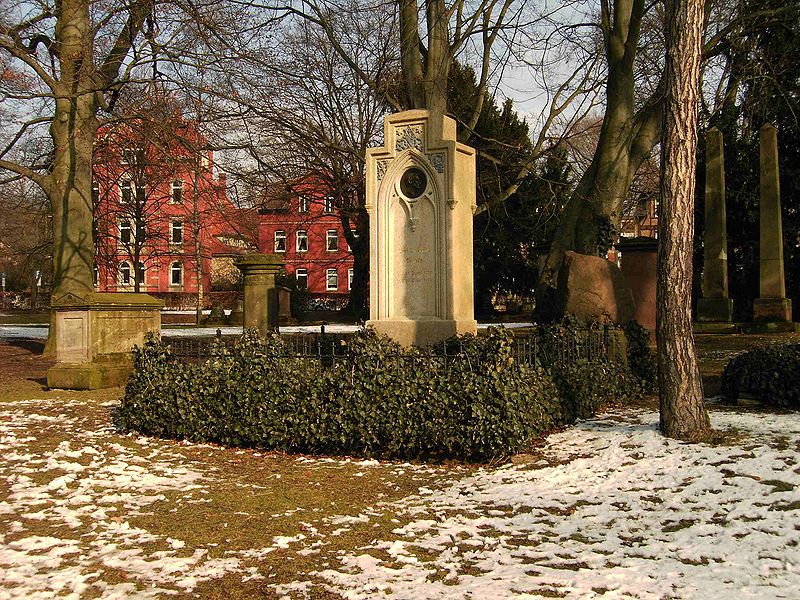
116 326 641 462
721 343 800 408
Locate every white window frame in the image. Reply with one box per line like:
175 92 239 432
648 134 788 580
299 196 309 213
348 268 354 290
171 180 183 204
323 195 335 213
274 230 286 253
118 261 132 286
326 230 338 252
137 262 146 284
326 268 338 291
120 180 132 204
295 268 308 289
171 220 183 244
170 262 183 286
296 230 308 253
119 220 133 245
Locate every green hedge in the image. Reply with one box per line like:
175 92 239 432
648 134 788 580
116 327 640 462
721 344 800 408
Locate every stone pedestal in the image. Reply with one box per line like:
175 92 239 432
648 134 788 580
46 292 163 390
754 124 792 323
366 110 478 346
698 127 734 323
235 253 284 336
617 236 658 330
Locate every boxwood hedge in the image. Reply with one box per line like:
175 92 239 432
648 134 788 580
116 326 640 462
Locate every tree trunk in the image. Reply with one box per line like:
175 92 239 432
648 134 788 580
657 0 711 441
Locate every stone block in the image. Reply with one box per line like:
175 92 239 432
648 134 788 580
555 251 635 324
47 355 132 390
617 236 657 330
693 322 740 335
741 320 797 334
696 297 734 323
752 298 792 323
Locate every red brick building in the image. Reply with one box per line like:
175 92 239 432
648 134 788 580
258 180 355 307
92 119 254 302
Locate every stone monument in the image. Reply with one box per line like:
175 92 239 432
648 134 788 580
366 110 478 346
235 253 284 336
698 127 734 323
753 124 792 323
46 292 163 390
616 236 658 331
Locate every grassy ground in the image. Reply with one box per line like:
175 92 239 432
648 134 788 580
0 332 797 598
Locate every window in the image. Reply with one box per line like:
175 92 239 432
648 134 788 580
299 196 309 213
171 181 183 204
348 268 354 290
296 230 308 252
119 220 132 245
323 195 335 213
92 183 100 205
93 266 99 286
170 262 183 286
121 147 144 168
326 230 338 252
120 180 132 204
137 262 146 284
295 268 308 289
171 220 183 244
274 230 286 253
136 184 145 204
119 261 131 285
326 268 338 291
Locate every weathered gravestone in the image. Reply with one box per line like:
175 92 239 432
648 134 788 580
234 253 284 336
698 127 734 323
366 110 478 346
753 124 792 323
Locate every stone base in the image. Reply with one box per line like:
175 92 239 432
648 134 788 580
47 354 132 390
752 297 792 322
693 322 740 335
367 318 478 347
741 321 799 334
696 297 734 323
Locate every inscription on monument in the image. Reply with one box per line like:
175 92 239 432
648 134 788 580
391 198 436 317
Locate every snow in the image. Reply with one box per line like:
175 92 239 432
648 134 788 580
0 322 536 341
0 394 798 598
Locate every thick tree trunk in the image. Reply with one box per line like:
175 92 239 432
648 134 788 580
657 0 711 441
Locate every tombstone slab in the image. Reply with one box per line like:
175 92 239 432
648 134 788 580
698 127 734 322
235 253 284 336
753 124 792 323
366 110 477 346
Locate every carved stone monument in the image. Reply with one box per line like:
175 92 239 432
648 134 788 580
698 128 734 323
366 110 478 346
46 292 163 389
753 124 792 323
235 253 284 336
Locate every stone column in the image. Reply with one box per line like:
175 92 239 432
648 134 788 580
753 124 792 322
698 127 734 322
234 253 284 336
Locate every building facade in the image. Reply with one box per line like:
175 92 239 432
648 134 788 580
257 181 355 307
92 120 254 302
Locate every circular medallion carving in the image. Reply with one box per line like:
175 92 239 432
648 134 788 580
399 167 427 199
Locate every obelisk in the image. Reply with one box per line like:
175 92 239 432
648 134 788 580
753 124 792 322
697 128 733 322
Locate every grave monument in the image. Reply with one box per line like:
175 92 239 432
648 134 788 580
235 253 284 336
697 127 734 323
366 110 478 346
753 124 792 323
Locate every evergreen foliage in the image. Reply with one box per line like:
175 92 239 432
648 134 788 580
721 344 800 408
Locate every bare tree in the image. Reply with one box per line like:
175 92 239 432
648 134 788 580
657 0 711 440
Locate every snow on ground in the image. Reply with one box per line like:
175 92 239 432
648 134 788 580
1 396 798 599
0 322 535 341
310 408 800 599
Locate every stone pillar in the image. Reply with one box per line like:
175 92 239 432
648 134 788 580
698 127 734 322
46 292 163 390
234 253 284 336
366 110 478 346
617 236 658 330
753 124 792 322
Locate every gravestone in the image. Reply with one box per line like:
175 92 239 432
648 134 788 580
698 128 734 322
753 124 792 323
46 292 163 389
366 110 478 346
234 253 284 336
617 236 658 330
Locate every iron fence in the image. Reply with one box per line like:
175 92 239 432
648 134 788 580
165 324 612 371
